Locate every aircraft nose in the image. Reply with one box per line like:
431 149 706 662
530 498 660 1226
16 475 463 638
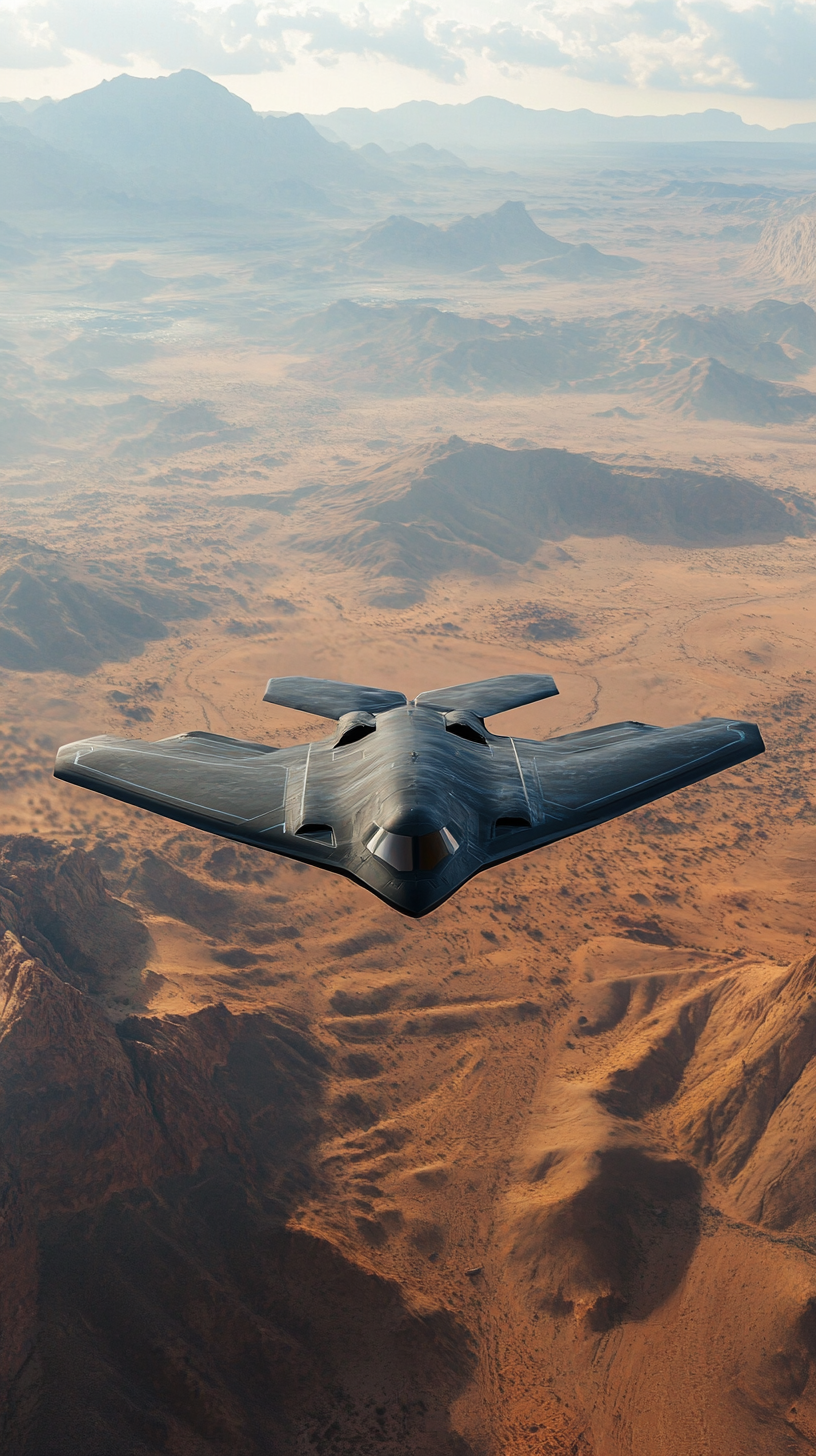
367 794 460 877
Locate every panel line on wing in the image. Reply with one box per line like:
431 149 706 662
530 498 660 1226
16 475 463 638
536 727 748 814
70 764 251 823
75 743 272 769
299 742 312 828
510 738 532 819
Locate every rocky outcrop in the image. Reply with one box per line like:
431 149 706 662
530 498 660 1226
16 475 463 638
0 835 150 992
0 536 209 674
662 356 816 423
0 926 475 1455
754 207 816 289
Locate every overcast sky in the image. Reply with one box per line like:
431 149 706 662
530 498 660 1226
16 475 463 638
0 0 815 125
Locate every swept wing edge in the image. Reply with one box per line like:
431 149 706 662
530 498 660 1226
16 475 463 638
484 717 764 868
52 733 346 874
416 673 559 718
263 676 407 719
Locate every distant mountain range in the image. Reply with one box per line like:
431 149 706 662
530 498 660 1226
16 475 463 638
308 97 816 156
0 70 376 211
4 71 815 222
3 73 815 219
352 201 638 276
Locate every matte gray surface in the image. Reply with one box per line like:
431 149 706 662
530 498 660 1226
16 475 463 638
415 673 558 717
263 676 406 719
54 673 765 917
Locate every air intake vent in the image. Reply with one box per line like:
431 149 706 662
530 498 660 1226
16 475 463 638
296 824 335 845
335 710 377 747
336 723 375 746
444 711 487 744
494 816 530 834
447 721 487 744
367 825 459 872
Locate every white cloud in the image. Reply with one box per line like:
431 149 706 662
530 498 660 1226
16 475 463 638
0 0 814 97
0 8 62 66
299 3 465 81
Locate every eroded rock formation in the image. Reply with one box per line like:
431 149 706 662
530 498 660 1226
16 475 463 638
4 834 816 1453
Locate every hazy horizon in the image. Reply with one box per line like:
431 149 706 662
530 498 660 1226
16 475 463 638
0 0 815 127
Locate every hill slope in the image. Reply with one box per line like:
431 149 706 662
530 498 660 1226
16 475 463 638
0 537 210 673
663 356 816 422
5 831 816 1453
286 438 816 603
354 201 637 274
17 70 374 206
0 118 108 209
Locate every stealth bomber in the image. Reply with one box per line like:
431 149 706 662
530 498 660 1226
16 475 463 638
54 673 764 917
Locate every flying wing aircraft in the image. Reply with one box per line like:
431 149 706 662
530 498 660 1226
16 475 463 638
54 674 764 917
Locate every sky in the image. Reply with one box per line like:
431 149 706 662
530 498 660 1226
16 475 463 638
0 0 815 125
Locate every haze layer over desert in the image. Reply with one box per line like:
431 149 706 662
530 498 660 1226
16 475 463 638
2 69 816 1455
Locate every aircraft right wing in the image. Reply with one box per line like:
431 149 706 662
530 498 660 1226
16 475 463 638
416 673 558 719
54 730 295 840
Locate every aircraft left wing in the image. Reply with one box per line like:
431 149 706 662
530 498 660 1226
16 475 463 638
484 716 764 864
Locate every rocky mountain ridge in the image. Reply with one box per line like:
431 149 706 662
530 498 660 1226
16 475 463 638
4 828 816 1451
276 437 816 604
353 201 638 276
0 537 210 674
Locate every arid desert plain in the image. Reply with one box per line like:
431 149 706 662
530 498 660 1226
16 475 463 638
2 73 816 1454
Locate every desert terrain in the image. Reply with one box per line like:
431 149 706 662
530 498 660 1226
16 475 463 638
2 72 816 1454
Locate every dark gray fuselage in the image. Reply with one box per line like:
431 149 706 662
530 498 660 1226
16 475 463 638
54 676 764 917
